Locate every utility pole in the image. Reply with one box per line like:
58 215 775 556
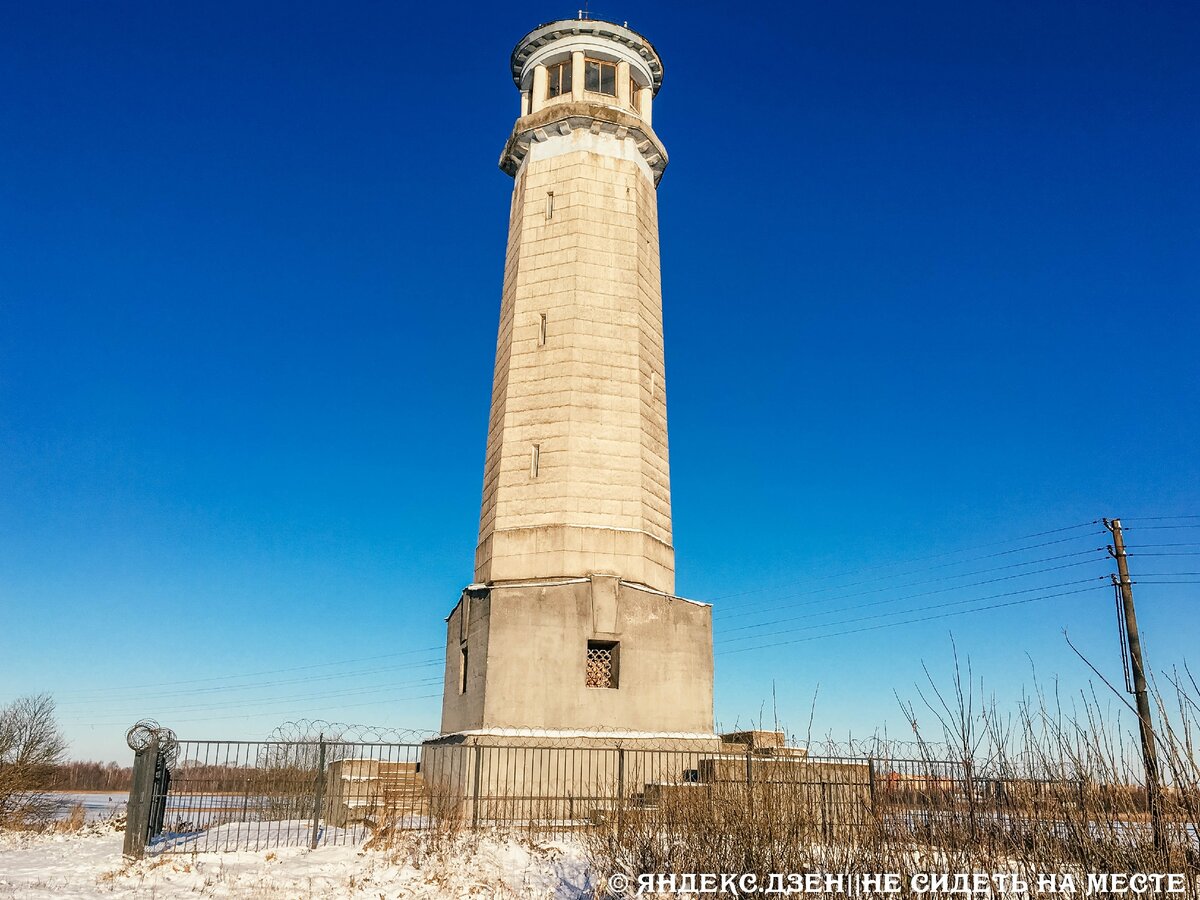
1105 517 1165 854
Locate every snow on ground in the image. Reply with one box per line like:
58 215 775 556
47 792 127 823
0 825 598 899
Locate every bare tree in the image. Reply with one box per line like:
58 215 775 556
0 694 68 828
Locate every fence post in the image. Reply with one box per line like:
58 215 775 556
123 735 158 859
471 744 483 830
963 755 979 841
821 781 831 841
867 756 876 813
148 748 171 840
309 734 326 850
616 748 626 834
745 749 754 814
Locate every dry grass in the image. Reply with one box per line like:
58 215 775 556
55 802 86 833
585 655 1200 898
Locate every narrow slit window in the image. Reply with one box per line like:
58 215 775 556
539 313 548 346
459 643 468 694
531 444 540 478
650 370 658 399
586 640 620 689
546 191 554 220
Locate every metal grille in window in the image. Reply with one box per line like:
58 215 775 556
586 645 614 688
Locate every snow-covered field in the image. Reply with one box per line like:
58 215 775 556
0 825 597 898
47 792 127 823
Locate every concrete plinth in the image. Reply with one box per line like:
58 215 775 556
419 731 873 835
421 730 722 825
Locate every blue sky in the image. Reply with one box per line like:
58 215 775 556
1 1 1197 762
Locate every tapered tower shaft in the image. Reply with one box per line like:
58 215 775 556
476 21 674 594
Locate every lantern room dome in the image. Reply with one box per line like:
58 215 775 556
510 18 664 96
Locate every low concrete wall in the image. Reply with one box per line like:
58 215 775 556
422 733 723 824
420 735 873 831
324 759 426 828
701 756 869 786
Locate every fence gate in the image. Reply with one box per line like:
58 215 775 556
123 728 432 857
122 720 178 858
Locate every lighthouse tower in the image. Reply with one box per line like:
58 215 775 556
439 18 714 738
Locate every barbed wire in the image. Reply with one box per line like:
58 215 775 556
425 724 729 752
125 719 180 765
265 719 439 744
807 735 955 758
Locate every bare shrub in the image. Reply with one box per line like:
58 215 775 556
56 802 87 833
585 654 1200 898
0 693 68 829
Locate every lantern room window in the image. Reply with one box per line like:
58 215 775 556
584 58 617 96
547 60 572 98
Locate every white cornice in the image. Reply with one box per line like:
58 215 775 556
499 101 668 185
510 19 664 95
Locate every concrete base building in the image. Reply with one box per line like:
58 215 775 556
436 19 715 742
441 578 713 735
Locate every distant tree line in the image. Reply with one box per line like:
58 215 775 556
47 759 328 794
47 760 132 792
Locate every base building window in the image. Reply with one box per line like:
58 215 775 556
586 640 620 688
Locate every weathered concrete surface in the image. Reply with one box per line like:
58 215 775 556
421 731 723 825
323 759 426 828
420 735 871 835
719 730 810 757
441 577 713 734
475 139 675 594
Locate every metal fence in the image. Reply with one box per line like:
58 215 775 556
123 732 1093 857
134 739 427 853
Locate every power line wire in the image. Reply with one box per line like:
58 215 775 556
1125 525 1200 531
1124 543 1200 549
717 546 1108 624
718 584 1105 655
56 678 446 720
1122 515 1200 522
55 656 444 705
718 577 1107 645
720 558 1106 634
715 532 1105 620
707 520 1100 603
58 678 445 720
51 645 444 697
62 694 443 730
